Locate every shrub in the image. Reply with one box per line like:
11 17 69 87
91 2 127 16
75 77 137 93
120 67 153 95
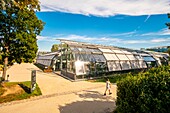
115 66 170 113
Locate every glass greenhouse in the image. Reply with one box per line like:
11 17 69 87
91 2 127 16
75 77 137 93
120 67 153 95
36 40 169 80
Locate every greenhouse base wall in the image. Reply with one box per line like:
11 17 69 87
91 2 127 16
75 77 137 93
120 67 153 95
61 70 76 80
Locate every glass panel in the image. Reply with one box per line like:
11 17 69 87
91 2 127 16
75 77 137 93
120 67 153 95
88 54 96 62
120 61 131 70
77 48 86 52
70 47 79 52
111 49 124 54
84 62 90 74
74 53 84 61
81 54 90 62
96 62 107 74
90 48 102 54
130 61 140 69
134 55 143 60
143 56 155 62
89 62 96 75
93 54 106 62
83 48 92 53
121 50 132 54
61 52 67 70
116 54 129 60
126 55 136 60
103 54 119 61
107 61 121 71
139 61 147 68
38 55 55 60
99 48 113 53
67 53 74 73
41 59 52 66
79 53 96 62
75 60 86 75
139 53 150 56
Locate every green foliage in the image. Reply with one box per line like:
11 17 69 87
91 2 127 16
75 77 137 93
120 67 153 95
0 0 40 11
115 66 170 113
0 84 5 96
95 73 131 83
0 0 44 79
0 1 44 64
51 43 68 52
166 13 170 29
0 81 42 103
51 44 59 52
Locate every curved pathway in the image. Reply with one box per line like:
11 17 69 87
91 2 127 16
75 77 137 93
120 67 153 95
0 63 117 113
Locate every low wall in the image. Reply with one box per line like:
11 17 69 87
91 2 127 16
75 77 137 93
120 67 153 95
61 70 76 80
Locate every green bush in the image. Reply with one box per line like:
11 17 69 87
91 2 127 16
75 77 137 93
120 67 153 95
115 66 170 113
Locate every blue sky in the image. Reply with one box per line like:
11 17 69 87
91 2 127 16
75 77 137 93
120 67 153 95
37 0 170 51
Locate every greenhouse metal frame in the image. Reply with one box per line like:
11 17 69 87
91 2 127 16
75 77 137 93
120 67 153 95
36 40 169 80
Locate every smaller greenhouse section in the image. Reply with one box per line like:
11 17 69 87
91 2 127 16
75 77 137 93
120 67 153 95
36 52 59 70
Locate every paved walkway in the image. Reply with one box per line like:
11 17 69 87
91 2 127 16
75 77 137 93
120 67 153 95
0 63 117 113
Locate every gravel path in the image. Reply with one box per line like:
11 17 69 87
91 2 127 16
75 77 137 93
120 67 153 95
0 63 117 113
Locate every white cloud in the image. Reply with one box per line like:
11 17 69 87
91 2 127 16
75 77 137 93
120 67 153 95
36 35 47 40
55 34 122 43
160 28 170 35
39 0 170 17
41 34 169 44
151 38 170 43
141 28 170 36
37 34 170 51
124 40 148 44
37 35 56 42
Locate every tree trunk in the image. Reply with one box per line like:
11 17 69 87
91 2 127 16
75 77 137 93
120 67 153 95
2 57 8 81
2 46 9 81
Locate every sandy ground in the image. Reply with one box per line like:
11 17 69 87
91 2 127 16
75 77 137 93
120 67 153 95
0 63 117 113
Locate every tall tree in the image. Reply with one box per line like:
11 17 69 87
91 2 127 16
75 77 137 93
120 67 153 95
0 0 44 80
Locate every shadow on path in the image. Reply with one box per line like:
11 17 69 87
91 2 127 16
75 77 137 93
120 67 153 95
59 100 115 113
59 90 116 113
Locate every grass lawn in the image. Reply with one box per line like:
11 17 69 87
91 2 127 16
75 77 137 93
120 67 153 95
0 81 42 103
91 73 133 83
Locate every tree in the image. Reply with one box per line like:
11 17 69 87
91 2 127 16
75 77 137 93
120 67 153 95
166 13 170 29
166 14 170 61
0 0 40 10
0 0 44 80
51 44 59 52
51 43 68 52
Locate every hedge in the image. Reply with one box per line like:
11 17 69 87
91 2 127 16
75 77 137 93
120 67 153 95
115 66 170 113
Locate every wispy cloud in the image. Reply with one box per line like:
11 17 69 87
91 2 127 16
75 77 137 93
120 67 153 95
37 34 170 45
37 35 56 42
55 34 122 43
150 38 170 43
39 0 170 17
141 28 170 36
100 31 137 38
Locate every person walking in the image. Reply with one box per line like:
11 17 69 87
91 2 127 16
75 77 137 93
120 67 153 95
104 78 112 95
